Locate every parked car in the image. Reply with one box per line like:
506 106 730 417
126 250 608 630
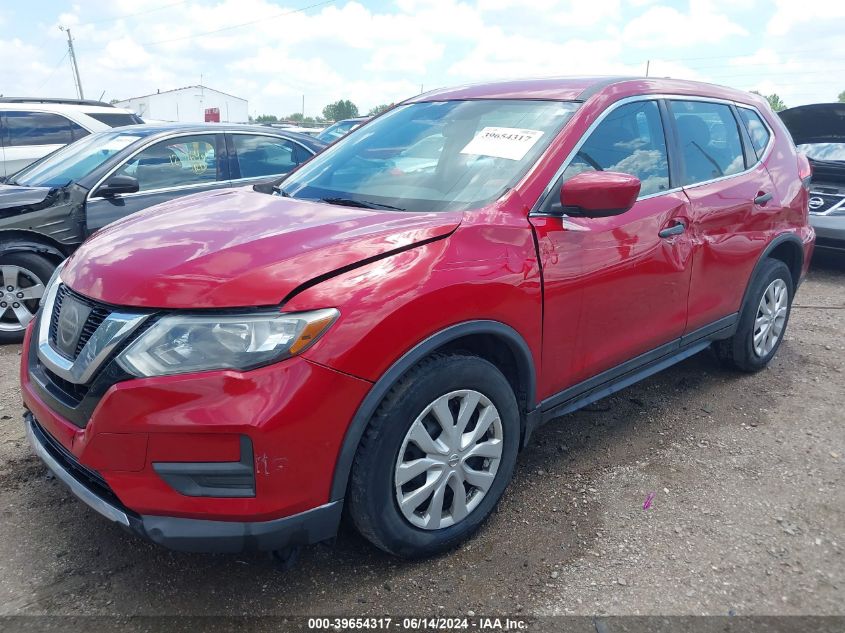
0 98 142 177
21 77 813 560
779 103 845 255
0 124 326 341
316 116 368 142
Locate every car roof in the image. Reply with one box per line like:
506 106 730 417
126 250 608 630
0 99 135 114
409 76 768 107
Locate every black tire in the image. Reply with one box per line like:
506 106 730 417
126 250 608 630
0 251 56 344
347 354 520 558
714 258 793 372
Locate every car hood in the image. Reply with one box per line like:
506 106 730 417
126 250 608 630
0 184 54 211
779 103 845 145
61 187 462 308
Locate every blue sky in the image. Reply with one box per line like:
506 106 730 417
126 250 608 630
1 0 843 117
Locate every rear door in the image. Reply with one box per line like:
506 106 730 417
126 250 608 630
227 133 313 184
85 133 229 232
2 110 88 175
669 99 780 332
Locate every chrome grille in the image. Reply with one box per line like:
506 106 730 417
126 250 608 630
48 284 114 360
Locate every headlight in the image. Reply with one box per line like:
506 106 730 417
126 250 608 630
40 260 66 309
116 308 339 377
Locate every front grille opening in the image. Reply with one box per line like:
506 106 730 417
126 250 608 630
49 285 115 360
42 366 89 406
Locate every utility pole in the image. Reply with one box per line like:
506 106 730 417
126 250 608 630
302 94 305 118
60 26 84 99
645 60 650 78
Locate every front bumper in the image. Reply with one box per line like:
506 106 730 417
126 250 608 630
26 412 342 552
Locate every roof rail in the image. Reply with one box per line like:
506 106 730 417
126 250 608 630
0 97 116 107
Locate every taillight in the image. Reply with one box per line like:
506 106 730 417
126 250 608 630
797 152 812 190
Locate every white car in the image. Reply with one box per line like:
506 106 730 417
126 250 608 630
0 98 143 178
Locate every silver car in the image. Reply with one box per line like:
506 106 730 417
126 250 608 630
780 103 845 255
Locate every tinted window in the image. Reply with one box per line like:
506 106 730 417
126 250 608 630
233 135 302 178
738 107 771 159
85 112 144 127
112 135 218 192
557 100 670 198
669 101 745 186
5 110 85 146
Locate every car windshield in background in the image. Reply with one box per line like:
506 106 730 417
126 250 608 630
798 143 845 162
282 99 580 212
10 131 141 188
84 112 144 127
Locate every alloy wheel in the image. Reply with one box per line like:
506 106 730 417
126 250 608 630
0 265 45 333
394 389 503 530
753 278 788 358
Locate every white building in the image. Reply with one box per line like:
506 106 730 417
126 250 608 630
115 85 248 123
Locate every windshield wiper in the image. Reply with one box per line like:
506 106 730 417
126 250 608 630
319 197 406 211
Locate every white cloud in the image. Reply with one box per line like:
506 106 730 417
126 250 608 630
767 0 845 36
623 0 747 47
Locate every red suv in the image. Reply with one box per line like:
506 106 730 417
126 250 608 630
20 77 814 559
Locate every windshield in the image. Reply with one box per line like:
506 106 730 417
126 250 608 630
10 131 142 188
798 143 845 162
282 99 580 212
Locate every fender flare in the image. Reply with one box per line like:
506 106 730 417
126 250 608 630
739 233 804 316
0 234 68 263
328 320 537 502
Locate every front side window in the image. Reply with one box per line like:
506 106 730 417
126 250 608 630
556 100 670 199
669 100 745 186
5 110 87 147
84 112 144 127
283 100 580 212
112 135 218 192
233 135 304 178
738 107 771 159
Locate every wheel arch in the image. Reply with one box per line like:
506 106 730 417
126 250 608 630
0 229 71 264
329 320 537 502
740 233 803 314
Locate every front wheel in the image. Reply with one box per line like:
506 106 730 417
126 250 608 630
715 258 793 372
347 354 520 558
0 252 55 344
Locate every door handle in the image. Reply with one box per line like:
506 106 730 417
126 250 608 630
754 192 773 205
658 220 686 238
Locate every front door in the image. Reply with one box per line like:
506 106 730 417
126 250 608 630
85 133 229 233
531 99 694 394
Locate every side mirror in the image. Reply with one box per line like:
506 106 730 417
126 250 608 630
559 171 641 218
94 174 139 198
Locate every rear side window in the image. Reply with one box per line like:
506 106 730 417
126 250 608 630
232 134 304 178
112 134 219 192
4 110 88 146
85 112 144 127
559 100 670 197
737 107 771 159
669 101 745 186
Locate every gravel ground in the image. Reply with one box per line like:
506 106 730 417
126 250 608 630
0 254 842 618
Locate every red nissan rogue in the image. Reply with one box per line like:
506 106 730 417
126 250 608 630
20 77 814 559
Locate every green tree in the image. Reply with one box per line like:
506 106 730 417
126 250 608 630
367 103 394 116
751 91 787 112
838 90 845 103
255 114 279 123
287 112 304 122
322 99 359 121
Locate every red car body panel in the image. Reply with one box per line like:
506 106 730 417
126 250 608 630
20 77 815 551
61 187 462 309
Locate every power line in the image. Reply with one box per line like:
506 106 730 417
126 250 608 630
34 50 69 91
76 1 190 27
77 0 337 52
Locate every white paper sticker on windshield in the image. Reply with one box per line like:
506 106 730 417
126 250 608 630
100 136 141 151
460 127 544 161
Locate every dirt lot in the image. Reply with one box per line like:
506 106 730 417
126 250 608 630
0 255 842 619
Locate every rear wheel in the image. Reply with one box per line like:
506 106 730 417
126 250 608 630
714 258 793 372
0 252 54 344
347 354 520 558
